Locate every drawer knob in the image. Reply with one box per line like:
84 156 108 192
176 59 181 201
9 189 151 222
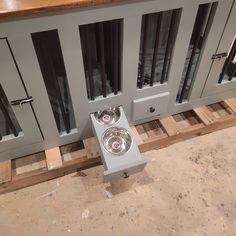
149 107 156 113
124 172 129 178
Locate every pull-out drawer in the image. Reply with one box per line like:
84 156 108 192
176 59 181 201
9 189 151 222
132 92 170 121
91 106 147 182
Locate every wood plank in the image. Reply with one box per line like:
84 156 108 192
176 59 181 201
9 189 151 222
0 160 11 184
139 131 200 153
45 147 63 170
60 141 86 162
12 152 46 175
193 106 216 125
159 116 180 136
135 124 149 140
199 114 236 135
175 119 190 129
207 105 221 119
62 149 87 162
0 156 102 195
224 98 236 114
221 101 235 115
83 137 100 159
139 115 236 153
142 121 163 138
180 123 205 133
131 126 143 145
0 0 128 19
183 111 200 125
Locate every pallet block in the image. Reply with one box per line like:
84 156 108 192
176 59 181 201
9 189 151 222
0 99 235 194
0 160 11 184
45 147 63 170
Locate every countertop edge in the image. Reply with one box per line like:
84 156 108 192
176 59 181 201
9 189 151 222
0 0 127 20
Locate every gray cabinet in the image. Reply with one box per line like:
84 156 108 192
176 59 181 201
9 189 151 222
0 0 235 160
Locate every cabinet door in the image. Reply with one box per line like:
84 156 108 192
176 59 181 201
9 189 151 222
0 40 43 160
7 30 80 148
76 0 211 124
132 1 226 119
202 1 236 97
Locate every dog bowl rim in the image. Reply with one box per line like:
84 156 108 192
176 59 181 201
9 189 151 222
101 126 133 156
94 107 121 125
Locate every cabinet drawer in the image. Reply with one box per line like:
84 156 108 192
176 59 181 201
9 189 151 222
132 92 170 121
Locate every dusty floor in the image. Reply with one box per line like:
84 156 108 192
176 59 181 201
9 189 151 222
0 127 236 236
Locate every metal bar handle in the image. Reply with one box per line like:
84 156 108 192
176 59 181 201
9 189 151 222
11 96 33 106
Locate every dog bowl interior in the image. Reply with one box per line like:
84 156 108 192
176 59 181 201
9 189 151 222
94 107 121 125
102 127 132 155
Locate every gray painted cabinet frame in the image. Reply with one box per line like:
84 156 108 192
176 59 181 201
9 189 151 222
0 0 235 160
0 40 43 161
173 0 235 114
202 1 236 96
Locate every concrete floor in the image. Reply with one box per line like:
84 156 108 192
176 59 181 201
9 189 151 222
0 127 236 236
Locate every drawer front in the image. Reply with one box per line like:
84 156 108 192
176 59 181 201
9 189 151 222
132 92 170 121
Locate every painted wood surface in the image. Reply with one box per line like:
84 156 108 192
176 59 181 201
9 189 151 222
0 0 128 19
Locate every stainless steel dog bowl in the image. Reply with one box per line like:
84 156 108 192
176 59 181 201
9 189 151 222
102 127 132 155
94 107 121 125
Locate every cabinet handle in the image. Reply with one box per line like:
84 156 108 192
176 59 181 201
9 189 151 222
11 97 34 106
149 107 156 113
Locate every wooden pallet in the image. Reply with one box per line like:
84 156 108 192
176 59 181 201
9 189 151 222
0 98 236 194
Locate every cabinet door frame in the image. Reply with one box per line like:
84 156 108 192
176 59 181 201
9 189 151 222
202 1 236 97
0 0 228 149
172 0 234 114
0 39 43 160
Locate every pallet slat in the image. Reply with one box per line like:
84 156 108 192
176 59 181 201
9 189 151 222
131 126 143 145
62 149 87 162
83 137 100 159
224 98 236 114
159 116 179 136
193 106 216 125
0 156 101 195
180 123 205 133
45 147 63 170
0 160 11 184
